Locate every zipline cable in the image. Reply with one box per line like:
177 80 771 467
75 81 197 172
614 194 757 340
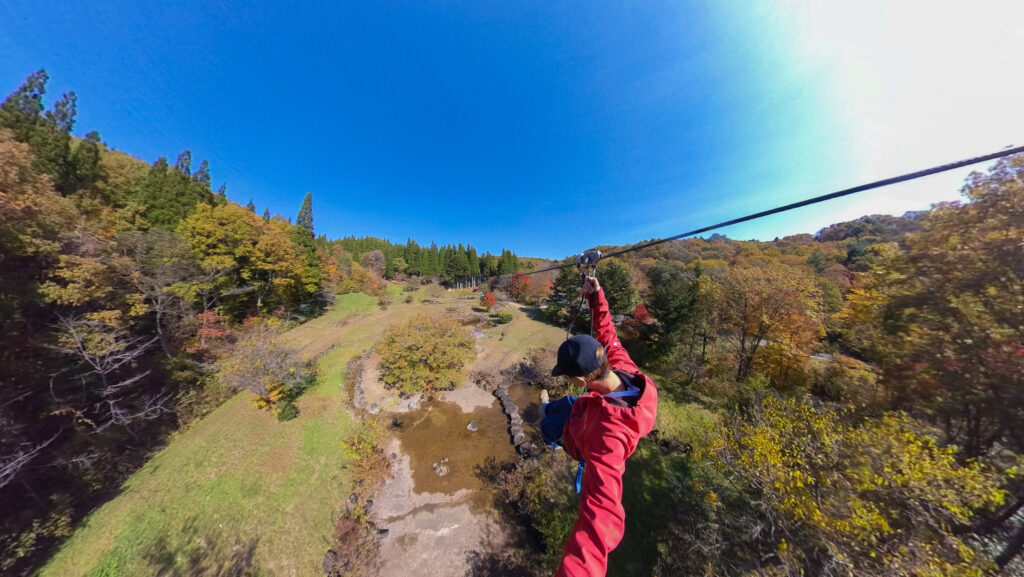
517 144 1024 277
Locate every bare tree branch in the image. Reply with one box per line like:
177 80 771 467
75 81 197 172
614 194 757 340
0 432 60 490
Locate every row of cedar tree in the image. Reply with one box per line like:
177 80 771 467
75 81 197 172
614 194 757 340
2 68 1022 576
0 72 519 574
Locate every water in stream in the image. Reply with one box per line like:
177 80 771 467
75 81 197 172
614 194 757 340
392 383 543 499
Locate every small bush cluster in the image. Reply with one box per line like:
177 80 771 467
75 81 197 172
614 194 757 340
341 420 389 486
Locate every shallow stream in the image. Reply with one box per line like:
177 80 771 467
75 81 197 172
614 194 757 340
392 383 542 500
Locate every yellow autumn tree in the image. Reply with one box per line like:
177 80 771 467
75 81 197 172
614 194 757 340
375 313 475 396
706 396 1006 577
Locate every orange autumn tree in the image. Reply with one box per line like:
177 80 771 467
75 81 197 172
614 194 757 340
481 290 497 310
714 264 821 382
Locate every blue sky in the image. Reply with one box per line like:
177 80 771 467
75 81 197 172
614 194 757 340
2 1 1022 258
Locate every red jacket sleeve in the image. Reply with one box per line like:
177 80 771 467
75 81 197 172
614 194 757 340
587 289 639 373
555 423 629 577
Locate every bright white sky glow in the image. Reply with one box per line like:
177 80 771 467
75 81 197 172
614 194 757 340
723 0 1024 241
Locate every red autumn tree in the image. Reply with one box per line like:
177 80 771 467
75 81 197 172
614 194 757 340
508 273 531 302
481 291 497 311
633 302 652 324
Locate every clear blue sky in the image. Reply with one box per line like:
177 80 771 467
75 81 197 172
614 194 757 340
2 1 1022 258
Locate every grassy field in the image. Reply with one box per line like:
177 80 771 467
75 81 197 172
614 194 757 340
39 292 411 577
39 286 568 577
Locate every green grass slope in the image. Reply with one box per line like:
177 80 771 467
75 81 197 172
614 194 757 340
40 293 402 577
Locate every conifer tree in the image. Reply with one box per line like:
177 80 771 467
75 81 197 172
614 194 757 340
480 253 497 277
262 208 271 222
192 159 211 186
0 71 79 193
174 150 191 175
217 184 227 198
296 192 314 234
0 70 47 143
68 131 103 193
596 258 640 316
418 249 430 278
547 265 588 327
246 199 256 212
466 247 480 282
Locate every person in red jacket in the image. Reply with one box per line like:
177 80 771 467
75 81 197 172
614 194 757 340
542 275 659 577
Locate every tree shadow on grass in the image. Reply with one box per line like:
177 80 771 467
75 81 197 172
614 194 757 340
143 517 265 577
519 306 562 328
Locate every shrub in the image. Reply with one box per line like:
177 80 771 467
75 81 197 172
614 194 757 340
481 291 497 311
522 347 573 397
342 420 389 484
376 313 475 395
404 294 414 304
494 452 580 570
216 320 317 411
274 400 299 421
494 311 513 324
753 342 811 394
424 283 444 302
702 396 1006 576
810 355 877 405
655 398 718 449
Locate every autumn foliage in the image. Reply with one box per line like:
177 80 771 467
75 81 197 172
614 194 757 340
481 291 497 310
375 314 475 396
699 396 1006 577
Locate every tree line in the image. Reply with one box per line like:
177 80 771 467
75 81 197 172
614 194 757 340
319 235 520 289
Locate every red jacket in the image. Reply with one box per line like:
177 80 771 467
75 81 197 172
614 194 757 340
555 289 658 577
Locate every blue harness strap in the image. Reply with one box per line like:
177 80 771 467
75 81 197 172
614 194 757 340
569 386 639 493
605 385 640 399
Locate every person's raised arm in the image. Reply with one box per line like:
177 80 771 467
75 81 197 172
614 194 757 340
582 276 638 373
555 427 629 577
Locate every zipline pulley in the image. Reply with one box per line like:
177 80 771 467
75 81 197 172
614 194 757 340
564 250 602 339
575 249 602 278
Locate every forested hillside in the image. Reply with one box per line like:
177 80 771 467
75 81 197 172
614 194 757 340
0 71 519 575
489 162 1024 575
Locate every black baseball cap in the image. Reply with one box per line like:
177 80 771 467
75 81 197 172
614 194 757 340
551 335 602 377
